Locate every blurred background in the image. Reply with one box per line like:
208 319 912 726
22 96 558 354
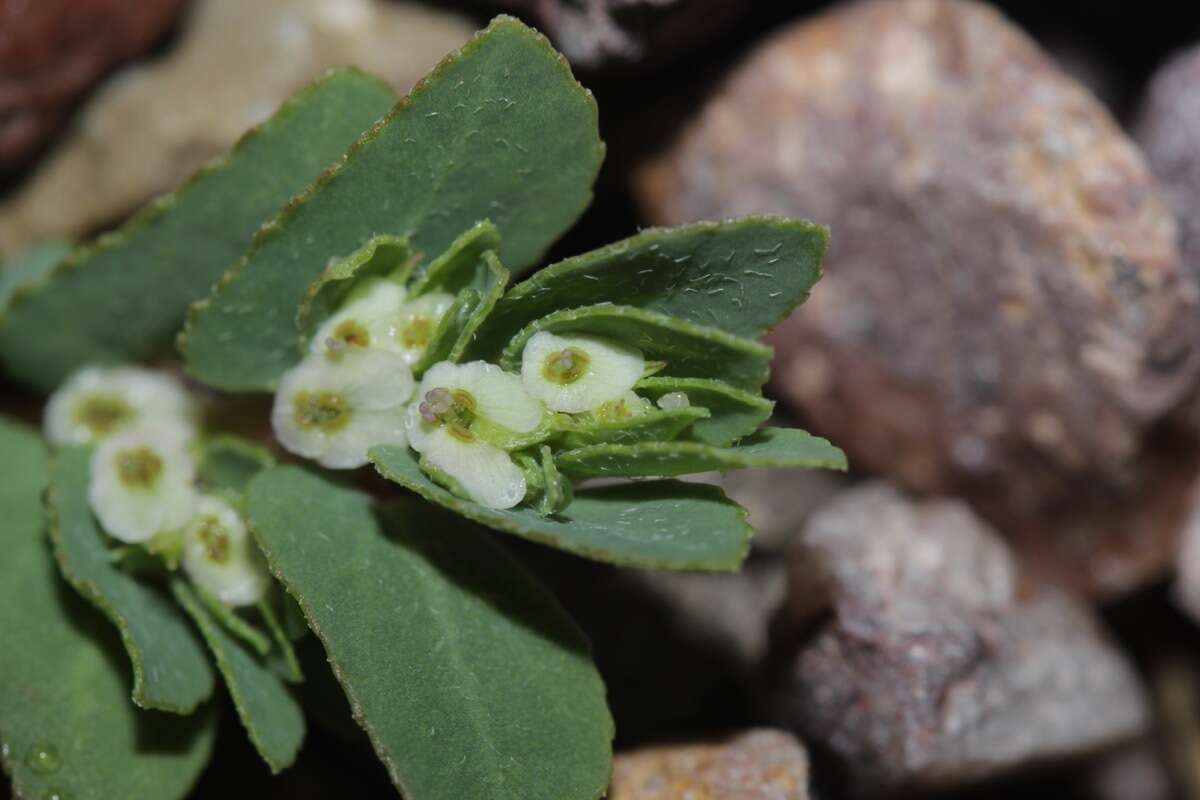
5 1 1200 798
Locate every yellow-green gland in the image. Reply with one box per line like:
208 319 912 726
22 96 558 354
400 316 435 349
294 390 351 433
542 347 590 385
328 320 371 353
115 446 163 489
74 393 134 436
419 388 477 442
195 516 232 564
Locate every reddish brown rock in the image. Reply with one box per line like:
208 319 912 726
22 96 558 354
771 483 1149 795
636 0 1198 515
610 729 812 800
0 0 186 171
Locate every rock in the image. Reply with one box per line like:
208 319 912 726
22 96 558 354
636 0 1198 516
0 0 186 171
0 0 476 255
770 482 1150 795
1172 472 1200 623
1085 743 1173 800
1136 44 1200 430
610 729 812 800
493 0 744 69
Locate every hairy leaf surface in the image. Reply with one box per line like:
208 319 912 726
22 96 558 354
183 17 603 391
0 419 216 800
247 466 613 800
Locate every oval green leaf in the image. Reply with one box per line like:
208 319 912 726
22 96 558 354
46 446 216 712
246 465 614 800
557 404 710 449
171 579 305 774
500 303 772 391
472 216 828 360
183 16 604 391
555 426 848 478
0 418 216 800
635 376 773 447
297 234 415 346
370 445 752 571
0 70 396 391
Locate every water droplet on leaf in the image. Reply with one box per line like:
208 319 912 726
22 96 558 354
26 742 60 774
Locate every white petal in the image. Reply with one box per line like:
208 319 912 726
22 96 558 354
45 365 197 445
88 426 197 543
181 495 269 607
319 408 408 469
421 427 526 509
388 292 456 365
521 331 644 413
404 402 434 453
309 279 407 358
272 350 412 468
418 361 543 433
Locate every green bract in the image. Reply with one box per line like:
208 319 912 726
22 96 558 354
0 14 845 798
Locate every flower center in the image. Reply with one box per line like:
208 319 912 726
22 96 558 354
195 516 232 564
400 316 434 349
115 447 163 489
542 347 589 384
326 320 371 355
419 387 477 442
293 391 351 433
74 393 133 436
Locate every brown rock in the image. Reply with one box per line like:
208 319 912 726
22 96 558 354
610 729 812 800
0 0 475 255
0 0 186 171
636 0 1198 515
771 483 1149 795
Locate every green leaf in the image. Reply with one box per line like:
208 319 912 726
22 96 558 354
0 418 216 800
198 434 276 495
0 241 70 313
194 584 272 657
171 579 305 774
536 444 572 516
557 405 710 448
635 376 773 446
297 234 415 345
0 70 397 392
46 446 216 712
183 16 604 391
408 220 501 297
500 303 772 391
414 248 508 374
258 595 305 684
472 217 828 360
555 426 848 478
370 445 752 570
246 466 614 800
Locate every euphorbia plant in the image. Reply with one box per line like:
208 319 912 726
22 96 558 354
0 16 843 800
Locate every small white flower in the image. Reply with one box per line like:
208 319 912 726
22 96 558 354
181 494 269 607
272 348 413 469
520 331 644 414
391 292 456 366
406 361 544 509
88 425 198 544
310 278 407 359
45 365 197 446
310 279 455 367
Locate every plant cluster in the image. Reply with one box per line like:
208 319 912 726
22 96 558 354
0 16 843 800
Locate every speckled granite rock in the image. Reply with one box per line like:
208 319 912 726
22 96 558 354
0 0 185 171
0 0 475 255
611 729 812 800
771 482 1149 795
636 0 1198 516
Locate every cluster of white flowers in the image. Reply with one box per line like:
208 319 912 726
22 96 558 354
45 366 268 606
272 280 657 510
